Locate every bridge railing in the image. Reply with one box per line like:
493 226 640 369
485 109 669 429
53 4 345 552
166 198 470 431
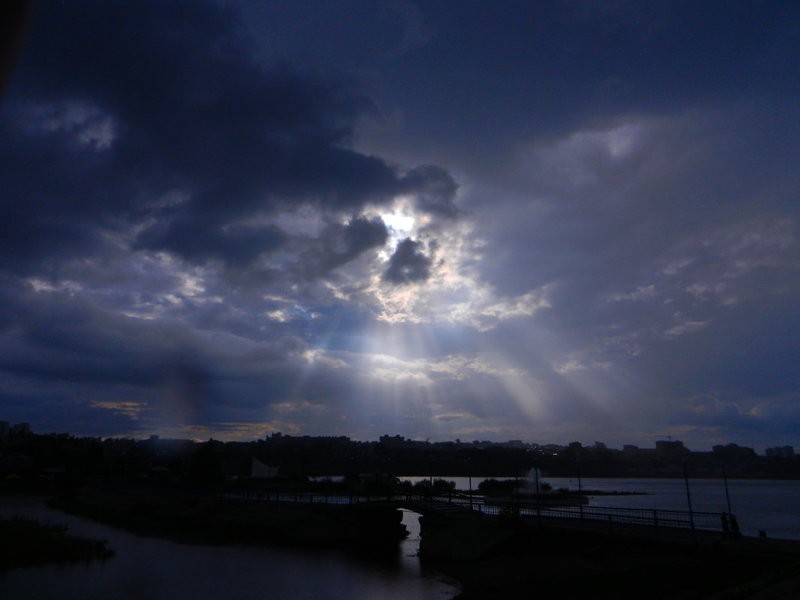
223 491 728 534
516 503 721 531
401 494 725 533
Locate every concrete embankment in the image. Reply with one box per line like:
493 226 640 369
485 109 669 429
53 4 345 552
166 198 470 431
50 487 406 549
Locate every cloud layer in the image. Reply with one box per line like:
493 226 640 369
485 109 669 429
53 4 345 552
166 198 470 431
1 1 798 450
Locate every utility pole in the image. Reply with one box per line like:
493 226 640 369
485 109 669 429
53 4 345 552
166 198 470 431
577 460 584 520
722 462 732 515
683 462 696 543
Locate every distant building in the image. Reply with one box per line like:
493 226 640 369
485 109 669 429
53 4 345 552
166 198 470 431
500 440 526 448
0 421 9 441
10 422 31 437
655 440 690 459
712 443 757 461
379 434 406 448
765 446 795 458
540 444 564 456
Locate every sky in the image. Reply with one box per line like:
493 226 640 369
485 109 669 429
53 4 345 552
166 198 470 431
1 1 798 450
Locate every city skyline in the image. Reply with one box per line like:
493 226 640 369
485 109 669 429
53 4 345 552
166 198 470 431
1 1 799 450
0 417 796 457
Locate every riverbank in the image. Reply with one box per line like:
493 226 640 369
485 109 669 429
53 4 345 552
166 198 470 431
425 524 800 599
0 516 113 571
48 485 407 550
0 496 458 599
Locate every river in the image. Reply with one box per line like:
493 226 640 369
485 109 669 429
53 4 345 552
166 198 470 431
401 476 800 540
0 497 459 599
3 478 798 597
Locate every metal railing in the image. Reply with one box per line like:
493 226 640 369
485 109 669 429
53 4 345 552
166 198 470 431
516 503 721 531
223 490 729 535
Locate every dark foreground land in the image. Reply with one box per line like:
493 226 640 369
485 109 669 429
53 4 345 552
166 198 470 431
7 485 800 599
0 516 113 571
48 486 407 550
423 522 800 599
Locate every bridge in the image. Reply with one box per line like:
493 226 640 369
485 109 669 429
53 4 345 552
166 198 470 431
223 489 735 545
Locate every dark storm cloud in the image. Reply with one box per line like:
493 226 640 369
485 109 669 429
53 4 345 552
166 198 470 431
297 216 388 279
2 0 798 447
400 165 460 218
0 0 455 274
383 238 432 284
334 1 800 173
0 277 319 430
0 1 31 96
135 216 287 267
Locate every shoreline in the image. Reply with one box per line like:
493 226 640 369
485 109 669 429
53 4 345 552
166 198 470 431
0 515 114 571
46 486 408 551
426 530 800 599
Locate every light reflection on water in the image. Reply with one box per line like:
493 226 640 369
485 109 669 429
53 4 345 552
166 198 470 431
0 498 459 600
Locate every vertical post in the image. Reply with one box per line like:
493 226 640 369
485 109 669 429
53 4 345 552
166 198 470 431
429 472 433 504
722 463 732 515
577 460 584 521
534 463 541 526
683 462 696 541
428 454 433 506
468 474 473 510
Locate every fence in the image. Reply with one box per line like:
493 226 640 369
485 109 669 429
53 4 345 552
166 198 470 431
429 494 724 532
223 490 729 535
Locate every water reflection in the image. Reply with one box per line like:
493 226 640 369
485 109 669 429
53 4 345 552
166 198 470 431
0 498 458 600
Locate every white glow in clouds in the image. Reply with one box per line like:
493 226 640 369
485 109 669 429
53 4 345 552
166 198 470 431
378 204 417 260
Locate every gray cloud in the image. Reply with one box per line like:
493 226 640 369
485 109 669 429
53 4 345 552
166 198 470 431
0 0 455 278
297 216 389 279
383 238 433 284
401 164 460 218
0 1 798 448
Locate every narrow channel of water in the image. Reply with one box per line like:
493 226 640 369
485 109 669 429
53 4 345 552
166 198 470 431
0 497 459 599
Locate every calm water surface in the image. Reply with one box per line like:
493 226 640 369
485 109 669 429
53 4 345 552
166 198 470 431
0 497 458 600
8 478 795 597
401 475 800 540
548 477 800 540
